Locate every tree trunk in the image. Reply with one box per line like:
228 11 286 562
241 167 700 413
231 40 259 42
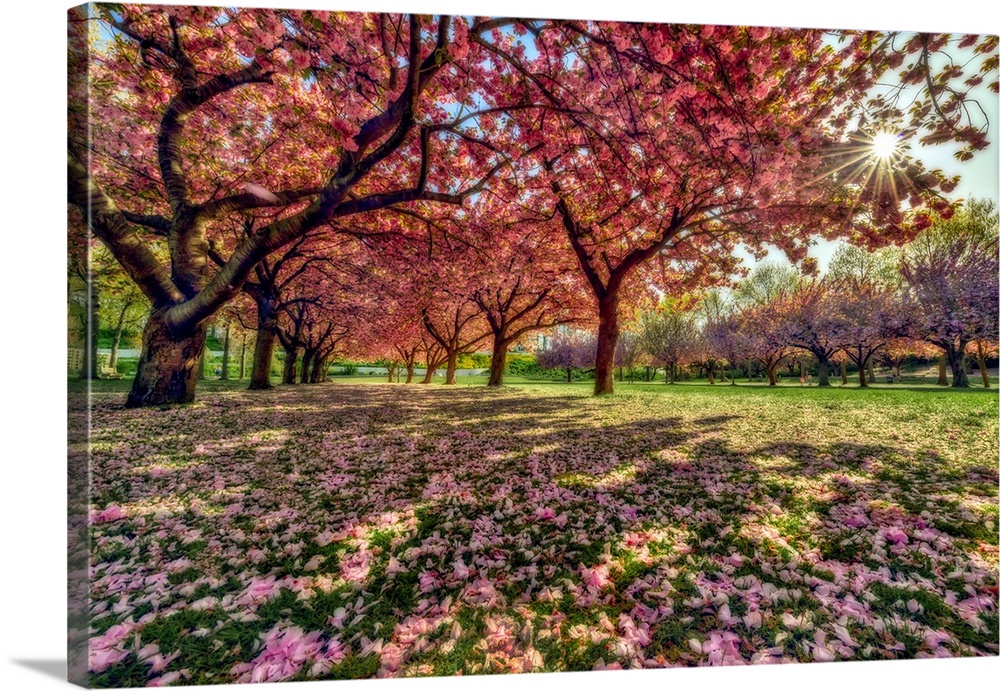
405 363 415 384
249 324 276 389
977 341 991 388
239 333 247 380
867 358 875 385
249 299 277 390
593 293 620 395
386 364 397 383
487 337 509 387
300 350 313 384
816 355 830 387
565 367 573 383
840 361 848 385
310 357 325 384
220 325 231 380
282 347 298 384
198 342 207 381
126 310 207 407
766 363 778 386
858 357 868 388
947 345 970 388
707 362 715 385
421 362 438 383
81 274 100 379
445 350 459 385
109 301 131 371
937 353 949 386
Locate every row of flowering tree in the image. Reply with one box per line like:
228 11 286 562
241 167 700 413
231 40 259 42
704 203 998 388
69 5 998 404
529 201 997 388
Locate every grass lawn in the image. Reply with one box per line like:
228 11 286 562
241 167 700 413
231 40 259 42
76 378 998 685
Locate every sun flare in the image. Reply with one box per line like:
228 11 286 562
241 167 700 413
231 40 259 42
871 131 898 160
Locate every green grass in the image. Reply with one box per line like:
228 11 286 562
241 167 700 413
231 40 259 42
79 373 998 682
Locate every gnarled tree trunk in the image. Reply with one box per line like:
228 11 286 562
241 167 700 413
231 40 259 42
126 309 207 407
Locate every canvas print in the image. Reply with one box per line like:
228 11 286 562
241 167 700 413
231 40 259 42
68 2 999 688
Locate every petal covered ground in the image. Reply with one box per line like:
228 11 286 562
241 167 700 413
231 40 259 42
80 382 999 686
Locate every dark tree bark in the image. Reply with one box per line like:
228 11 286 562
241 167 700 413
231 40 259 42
220 325 231 380
300 349 313 384
249 298 277 390
473 282 567 389
239 332 248 379
817 356 830 387
126 309 207 407
946 344 971 388
282 347 298 384
593 293 619 395
405 363 415 383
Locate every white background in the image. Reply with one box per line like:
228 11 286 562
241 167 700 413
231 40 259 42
1 1 997 690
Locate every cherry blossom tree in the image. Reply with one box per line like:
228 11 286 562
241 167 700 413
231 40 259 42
69 7 531 405
836 280 907 387
536 332 597 383
773 279 848 386
638 305 697 384
504 24 991 395
614 331 644 383
901 200 999 388
69 6 997 404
